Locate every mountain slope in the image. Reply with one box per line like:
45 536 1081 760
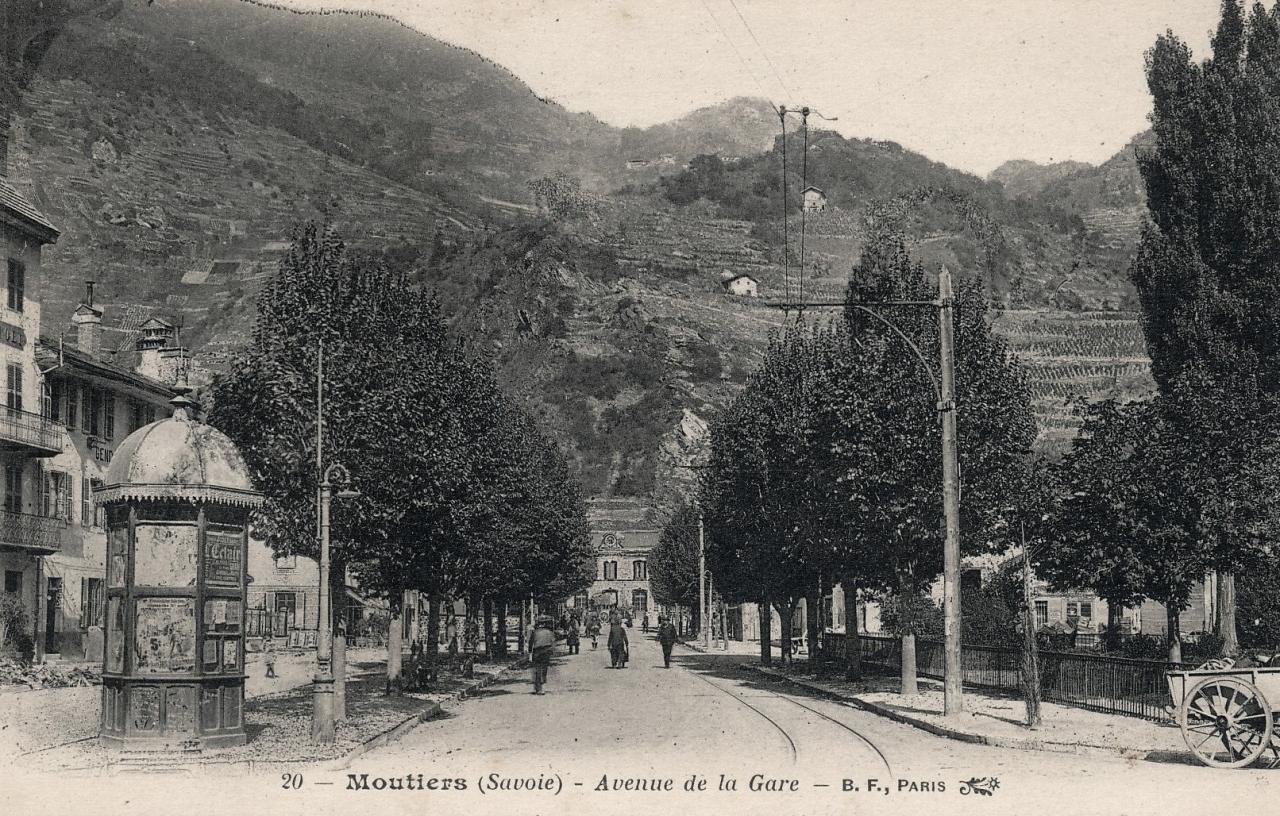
6 0 1156 498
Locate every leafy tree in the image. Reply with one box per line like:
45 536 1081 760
1041 398 1214 662
1132 0 1280 653
651 503 702 633
820 226 1036 689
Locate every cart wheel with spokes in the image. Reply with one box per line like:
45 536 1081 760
1179 675 1273 769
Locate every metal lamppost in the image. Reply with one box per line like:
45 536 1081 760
769 265 963 716
312 461 360 743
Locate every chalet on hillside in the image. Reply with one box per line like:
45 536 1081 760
719 271 759 297
803 185 827 212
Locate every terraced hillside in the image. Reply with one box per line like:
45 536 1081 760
8 75 472 368
3 0 1161 501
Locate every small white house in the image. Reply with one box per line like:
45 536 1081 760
720 271 759 298
802 185 827 212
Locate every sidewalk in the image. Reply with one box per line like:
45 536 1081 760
1 649 527 773
751 662 1196 763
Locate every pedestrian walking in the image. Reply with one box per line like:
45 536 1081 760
608 614 629 668
657 616 678 668
565 620 580 655
642 614 650 634
587 616 601 650
529 615 556 694
263 636 277 678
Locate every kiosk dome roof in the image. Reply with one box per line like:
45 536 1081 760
98 392 262 507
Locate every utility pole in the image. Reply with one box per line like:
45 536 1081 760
699 512 708 649
938 266 963 717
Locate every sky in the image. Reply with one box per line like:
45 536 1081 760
275 0 1229 176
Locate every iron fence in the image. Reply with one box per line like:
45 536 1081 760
821 632 1179 721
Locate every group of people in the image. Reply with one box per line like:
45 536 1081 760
526 611 681 693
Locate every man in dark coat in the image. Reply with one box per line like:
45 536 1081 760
607 614 629 668
529 616 556 694
656 616 678 668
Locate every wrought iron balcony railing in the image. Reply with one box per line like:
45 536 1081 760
0 510 65 554
0 407 65 456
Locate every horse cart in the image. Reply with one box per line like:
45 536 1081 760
1168 664 1280 768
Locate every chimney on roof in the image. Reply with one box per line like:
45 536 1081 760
135 317 180 383
72 281 104 358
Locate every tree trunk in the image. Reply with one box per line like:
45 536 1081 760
496 600 509 658
387 594 403 696
517 599 526 653
426 592 440 667
1105 600 1122 653
331 559 347 720
1216 571 1239 657
898 582 918 695
806 586 821 663
408 591 420 648
758 597 772 667
900 632 918 695
844 577 862 681
333 631 347 719
482 599 494 660
1167 605 1182 664
774 601 791 664
1019 546 1041 728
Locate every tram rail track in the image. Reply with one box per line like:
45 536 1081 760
689 665 894 778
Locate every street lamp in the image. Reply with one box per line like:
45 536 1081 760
313 461 361 743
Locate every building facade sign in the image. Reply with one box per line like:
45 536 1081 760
0 319 26 350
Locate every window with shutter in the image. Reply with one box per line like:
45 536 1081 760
87 389 99 435
4 464 22 514
80 577 89 628
66 382 77 428
104 392 115 440
56 472 69 520
91 478 105 527
6 363 22 412
36 466 48 517
81 475 91 526
7 258 25 313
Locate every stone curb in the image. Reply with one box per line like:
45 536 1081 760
325 655 530 772
747 665 1191 765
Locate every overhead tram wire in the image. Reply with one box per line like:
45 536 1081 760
799 108 808 314
726 0 794 101
697 0 774 102
780 105 791 312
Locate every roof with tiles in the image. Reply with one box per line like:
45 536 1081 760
0 177 59 243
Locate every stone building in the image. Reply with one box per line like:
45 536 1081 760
568 498 659 624
34 287 181 660
0 176 61 659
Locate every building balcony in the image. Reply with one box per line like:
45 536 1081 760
0 510 65 555
0 407 65 456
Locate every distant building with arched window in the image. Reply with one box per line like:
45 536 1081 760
572 499 660 624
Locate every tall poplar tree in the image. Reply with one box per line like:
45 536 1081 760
1132 0 1280 653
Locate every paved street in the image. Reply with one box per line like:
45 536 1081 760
345 635 1274 816
12 634 1277 816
